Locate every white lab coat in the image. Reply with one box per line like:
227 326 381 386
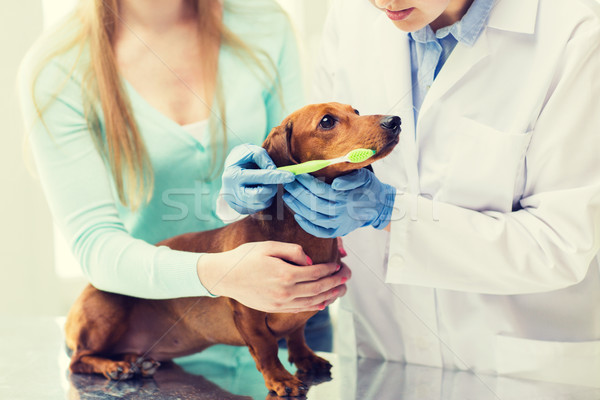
313 0 600 388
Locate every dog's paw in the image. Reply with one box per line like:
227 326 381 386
104 361 136 380
266 375 307 397
122 355 161 378
139 359 161 377
293 354 332 374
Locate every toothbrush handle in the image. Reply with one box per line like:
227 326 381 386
277 159 333 175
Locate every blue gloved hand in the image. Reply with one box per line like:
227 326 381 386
283 168 396 238
221 144 295 214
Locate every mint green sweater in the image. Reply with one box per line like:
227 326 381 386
18 2 304 299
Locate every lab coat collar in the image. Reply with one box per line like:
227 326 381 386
487 0 539 34
417 0 539 121
417 28 490 123
410 0 495 46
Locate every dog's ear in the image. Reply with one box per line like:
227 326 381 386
262 119 299 167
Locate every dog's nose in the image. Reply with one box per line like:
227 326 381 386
380 116 401 135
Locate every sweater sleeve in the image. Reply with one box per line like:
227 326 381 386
18 55 214 300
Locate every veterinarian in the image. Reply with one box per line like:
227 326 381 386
18 0 348 351
222 0 600 387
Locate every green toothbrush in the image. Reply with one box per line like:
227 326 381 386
277 148 376 175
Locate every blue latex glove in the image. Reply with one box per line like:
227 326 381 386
283 168 396 238
221 144 295 214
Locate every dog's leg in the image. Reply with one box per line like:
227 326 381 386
231 305 307 397
70 354 137 380
66 286 139 380
70 353 160 380
121 354 161 377
286 327 332 374
68 323 139 381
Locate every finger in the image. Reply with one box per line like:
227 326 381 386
237 199 274 213
340 262 352 282
337 237 347 257
283 182 343 216
227 194 273 214
331 168 372 191
330 283 348 300
339 261 351 277
226 199 256 215
283 193 340 228
323 283 348 305
242 185 277 203
250 146 278 170
278 305 330 314
294 174 342 201
293 214 338 238
239 169 295 185
321 285 347 308
293 269 349 298
264 241 310 266
224 144 262 168
292 262 341 283
290 284 345 310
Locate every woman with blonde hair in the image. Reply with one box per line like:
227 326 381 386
18 0 350 351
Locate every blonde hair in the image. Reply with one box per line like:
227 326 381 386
29 0 281 210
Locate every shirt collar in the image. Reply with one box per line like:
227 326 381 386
409 0 495 46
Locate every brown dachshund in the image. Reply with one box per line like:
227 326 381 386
64 102 401 397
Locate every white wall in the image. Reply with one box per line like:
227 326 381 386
2 0 332 316
277 0 331 94
0 0 61 316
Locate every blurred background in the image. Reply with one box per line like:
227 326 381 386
0 0 331 317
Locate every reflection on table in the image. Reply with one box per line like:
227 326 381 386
2 317 600 400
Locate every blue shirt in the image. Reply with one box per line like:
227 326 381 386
409 0 495 121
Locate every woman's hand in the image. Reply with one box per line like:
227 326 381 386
337 237 348 257
221 144 295 215
196 241 350 313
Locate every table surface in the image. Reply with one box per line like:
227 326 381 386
2 316 600 400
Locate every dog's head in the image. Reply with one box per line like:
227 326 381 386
263 102 400 180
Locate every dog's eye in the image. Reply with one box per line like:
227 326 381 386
319 115 336 130
354 109 360 115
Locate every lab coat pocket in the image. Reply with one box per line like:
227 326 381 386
441 118 533 212
495 334 600 388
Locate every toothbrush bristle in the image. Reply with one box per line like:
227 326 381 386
347 148 376 163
